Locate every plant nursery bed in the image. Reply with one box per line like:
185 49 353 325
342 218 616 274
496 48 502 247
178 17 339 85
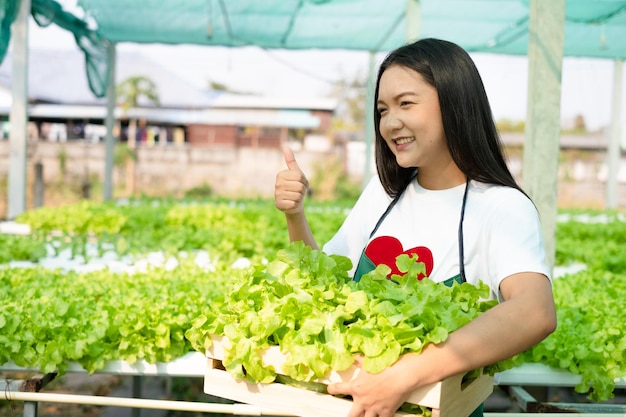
204 336 493 417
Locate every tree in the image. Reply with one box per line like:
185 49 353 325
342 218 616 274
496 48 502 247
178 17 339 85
328 73 367 133
207 79 255 95
208 80 230 91
573 114 587 132
115 76 160 196
117 75 160 108
116 75 160 147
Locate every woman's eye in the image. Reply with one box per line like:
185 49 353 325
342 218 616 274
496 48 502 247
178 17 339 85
400 101 413 107
377 108 387 115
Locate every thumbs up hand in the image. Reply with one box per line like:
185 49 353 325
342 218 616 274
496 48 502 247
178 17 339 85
275 147 310 215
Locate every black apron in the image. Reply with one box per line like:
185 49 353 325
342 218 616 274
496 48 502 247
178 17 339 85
352 177 484 417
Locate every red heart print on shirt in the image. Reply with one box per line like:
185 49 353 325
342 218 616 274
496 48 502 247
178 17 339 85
364 236 434 280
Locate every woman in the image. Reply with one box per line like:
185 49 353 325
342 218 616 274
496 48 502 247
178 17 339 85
274 38 556 417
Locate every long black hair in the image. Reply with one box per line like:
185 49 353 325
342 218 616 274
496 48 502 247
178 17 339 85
374 38 526 198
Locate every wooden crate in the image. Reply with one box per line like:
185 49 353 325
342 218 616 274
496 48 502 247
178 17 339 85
204 336 493 417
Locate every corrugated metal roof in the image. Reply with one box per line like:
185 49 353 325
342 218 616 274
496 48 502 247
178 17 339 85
0 49 217 107
25 103 321 128
210 94 336 111
0 48 337 112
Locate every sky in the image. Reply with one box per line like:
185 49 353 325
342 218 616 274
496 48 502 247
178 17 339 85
21 14 626 134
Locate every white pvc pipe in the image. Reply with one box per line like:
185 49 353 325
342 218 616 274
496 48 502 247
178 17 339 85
3 390 619 417
2 391 293 416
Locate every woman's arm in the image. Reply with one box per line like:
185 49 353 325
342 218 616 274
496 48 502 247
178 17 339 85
284 211 318 249
327 272 556 417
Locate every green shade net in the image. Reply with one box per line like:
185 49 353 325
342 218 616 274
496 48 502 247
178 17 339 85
75 0 626 57
31 0 109 97
0 0 109 97
0 0 20 61
2 0 626 98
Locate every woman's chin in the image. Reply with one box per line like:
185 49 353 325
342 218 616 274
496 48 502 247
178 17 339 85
395 158 416 169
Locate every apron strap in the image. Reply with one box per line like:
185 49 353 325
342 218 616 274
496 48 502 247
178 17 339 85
368 172 418 239
368 193 402 239
458 178 470 283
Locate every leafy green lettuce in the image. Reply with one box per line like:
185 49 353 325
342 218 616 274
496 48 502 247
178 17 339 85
205 242 507 384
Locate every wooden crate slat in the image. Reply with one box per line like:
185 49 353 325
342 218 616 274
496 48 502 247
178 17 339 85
205 336 493 417
205 358 419 417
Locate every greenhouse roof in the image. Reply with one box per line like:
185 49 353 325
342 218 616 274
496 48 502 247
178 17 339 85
72 0 626 59
2 0 625 98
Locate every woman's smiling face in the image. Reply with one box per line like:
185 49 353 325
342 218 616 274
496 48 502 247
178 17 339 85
377 65 452 174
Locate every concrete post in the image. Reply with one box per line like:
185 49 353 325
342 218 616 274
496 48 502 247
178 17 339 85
522 0 566 270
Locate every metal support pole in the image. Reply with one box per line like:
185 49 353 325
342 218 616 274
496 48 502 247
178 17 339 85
363 51 376 187
103 42 117 201
132 376 142 417
33 161 44 208
606 59 623 209
7 0 31 219
23 402 38 417
405 0 420 43
363 0 421 188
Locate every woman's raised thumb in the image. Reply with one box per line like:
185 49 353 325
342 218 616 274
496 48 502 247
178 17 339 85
283 147 301 172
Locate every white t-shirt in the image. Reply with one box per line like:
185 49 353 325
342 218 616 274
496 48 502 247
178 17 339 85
322 175 551 301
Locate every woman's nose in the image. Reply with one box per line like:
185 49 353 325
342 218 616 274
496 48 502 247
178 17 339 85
383 110 403 131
